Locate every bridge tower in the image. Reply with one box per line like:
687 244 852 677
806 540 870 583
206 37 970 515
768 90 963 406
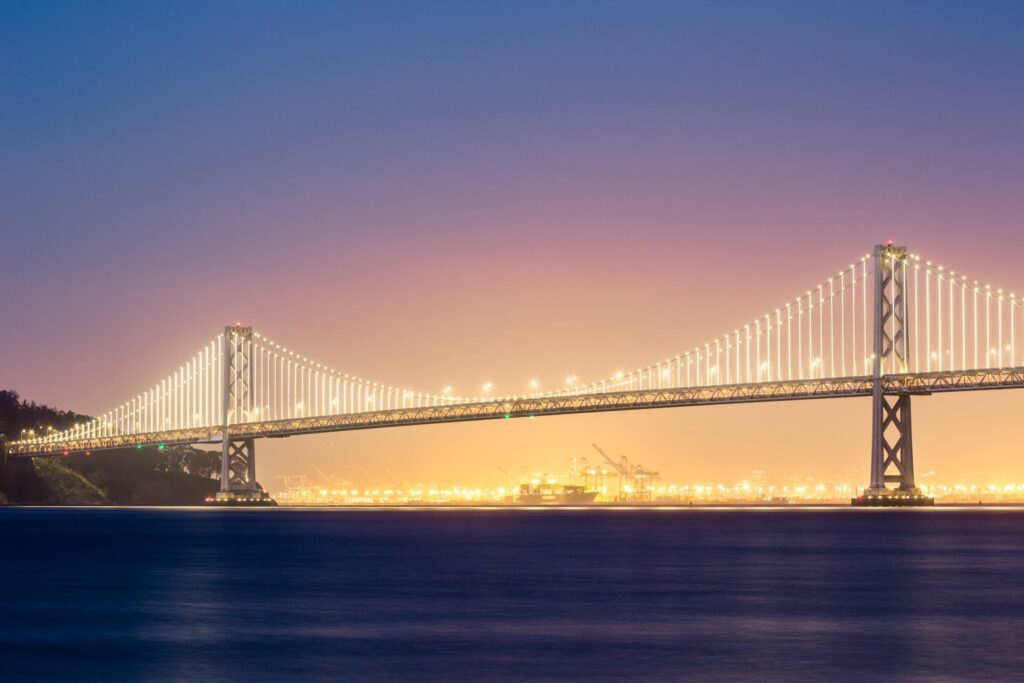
213 325 274 505
858 244 931 505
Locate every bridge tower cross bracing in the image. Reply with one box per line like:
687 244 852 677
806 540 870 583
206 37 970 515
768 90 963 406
215 325 273 505
866 244 926 503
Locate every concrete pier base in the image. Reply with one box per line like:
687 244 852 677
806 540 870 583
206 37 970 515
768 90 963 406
206 490 277 506
851 487 933 507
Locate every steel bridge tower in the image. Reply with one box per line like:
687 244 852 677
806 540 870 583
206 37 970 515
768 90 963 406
860 244 930 505
214 325 274 505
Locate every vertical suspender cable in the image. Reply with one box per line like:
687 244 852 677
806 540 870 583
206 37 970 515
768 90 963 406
938 270 944 372
948 277 954 372
797 300 803 379
917 266 925 374
828 280 834 377
926 267 932 371
840 272 846 376
776 311 782 381
961 280 966 371
998 293 1004 368
974 285 979 370
986 288 991 368
755 323 761 381
862 259 867 375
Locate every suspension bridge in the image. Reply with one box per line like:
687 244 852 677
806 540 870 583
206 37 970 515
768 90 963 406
10 244 1024 504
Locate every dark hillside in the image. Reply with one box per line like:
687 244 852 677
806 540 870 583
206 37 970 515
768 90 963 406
1 389 219 505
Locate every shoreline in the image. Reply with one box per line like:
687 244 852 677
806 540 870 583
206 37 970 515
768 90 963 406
4 501 1024 510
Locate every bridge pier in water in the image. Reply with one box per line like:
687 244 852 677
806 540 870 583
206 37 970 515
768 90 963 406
212 437 273 505
854 244 932 506
211 325 274 506
859 391 930 505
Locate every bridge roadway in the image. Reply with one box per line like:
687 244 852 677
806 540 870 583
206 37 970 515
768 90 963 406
11 366 1024 458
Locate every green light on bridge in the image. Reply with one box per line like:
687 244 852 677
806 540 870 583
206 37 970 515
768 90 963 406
158 444 165 450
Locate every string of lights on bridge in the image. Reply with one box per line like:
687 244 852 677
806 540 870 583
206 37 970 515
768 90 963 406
14 249 1024 450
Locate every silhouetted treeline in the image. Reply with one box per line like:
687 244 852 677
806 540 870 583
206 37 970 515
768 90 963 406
0 389 89 446
1 389 219 505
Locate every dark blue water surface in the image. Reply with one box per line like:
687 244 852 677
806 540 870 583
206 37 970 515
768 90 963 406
2 508 1024 681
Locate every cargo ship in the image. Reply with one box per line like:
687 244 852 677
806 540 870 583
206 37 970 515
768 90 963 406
517 483 598 505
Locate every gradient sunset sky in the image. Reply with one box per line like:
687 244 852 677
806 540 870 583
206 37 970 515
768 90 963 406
3 1 1024 487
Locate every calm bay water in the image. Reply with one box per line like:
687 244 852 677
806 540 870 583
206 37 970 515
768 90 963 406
2 507 1023 681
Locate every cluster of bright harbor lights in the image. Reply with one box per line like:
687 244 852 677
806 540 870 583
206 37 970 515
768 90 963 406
272 480 1024 506
15 249 1024 452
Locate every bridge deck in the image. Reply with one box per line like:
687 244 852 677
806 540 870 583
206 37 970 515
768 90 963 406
10 367 1024 457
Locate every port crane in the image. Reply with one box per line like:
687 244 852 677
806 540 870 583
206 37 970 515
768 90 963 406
591 443 659 501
